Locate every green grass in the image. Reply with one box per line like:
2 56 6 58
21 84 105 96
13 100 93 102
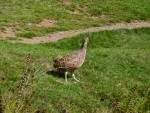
1 28 150 113
0 0 150 38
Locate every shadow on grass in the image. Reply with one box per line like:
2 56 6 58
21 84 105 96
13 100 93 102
46 70 65 78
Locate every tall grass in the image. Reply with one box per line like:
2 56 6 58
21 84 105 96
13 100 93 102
1 54 36 113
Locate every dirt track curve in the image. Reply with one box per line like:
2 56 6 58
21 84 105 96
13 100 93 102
12 21 150 44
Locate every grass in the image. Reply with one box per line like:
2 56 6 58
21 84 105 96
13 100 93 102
1 28 150 113
0 0 150 38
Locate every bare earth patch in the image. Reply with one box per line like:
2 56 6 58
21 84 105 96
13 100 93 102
18 21 150 44
73 8 81 15
1 21 150 44
0 27 16 39
67 8 82 15
63 0 71 5
91 14 110 19
36 19 57 28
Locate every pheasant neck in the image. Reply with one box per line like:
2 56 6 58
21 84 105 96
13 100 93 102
80 42 87 57
80 41 88 49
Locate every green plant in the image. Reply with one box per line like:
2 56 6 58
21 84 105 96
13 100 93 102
2 54 36 113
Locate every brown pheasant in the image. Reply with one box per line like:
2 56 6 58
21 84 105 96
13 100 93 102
53 37 89 83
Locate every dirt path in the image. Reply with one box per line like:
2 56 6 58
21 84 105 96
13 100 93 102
10 21 150 44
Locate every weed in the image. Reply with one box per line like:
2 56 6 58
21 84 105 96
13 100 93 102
2 54 36 113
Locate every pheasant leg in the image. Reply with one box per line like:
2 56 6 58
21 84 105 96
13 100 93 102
72 74 80 82
65 72 68 83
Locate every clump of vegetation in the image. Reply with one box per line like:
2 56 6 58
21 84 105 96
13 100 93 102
89 7 102 16
111 85 150 113
0 93 3 113
17 32 36 38
1 54 36 113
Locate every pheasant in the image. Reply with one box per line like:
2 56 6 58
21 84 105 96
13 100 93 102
53 37 89 83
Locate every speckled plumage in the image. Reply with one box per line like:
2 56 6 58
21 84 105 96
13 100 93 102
53 38 89 82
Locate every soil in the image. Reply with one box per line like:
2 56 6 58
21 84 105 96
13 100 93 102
19 21 150 44
63 0 71 5
1 21 150 44
36 19 57 28
0 27 16 39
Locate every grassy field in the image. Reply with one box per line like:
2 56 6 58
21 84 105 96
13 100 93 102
0 0 150 38
1 28 150 113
